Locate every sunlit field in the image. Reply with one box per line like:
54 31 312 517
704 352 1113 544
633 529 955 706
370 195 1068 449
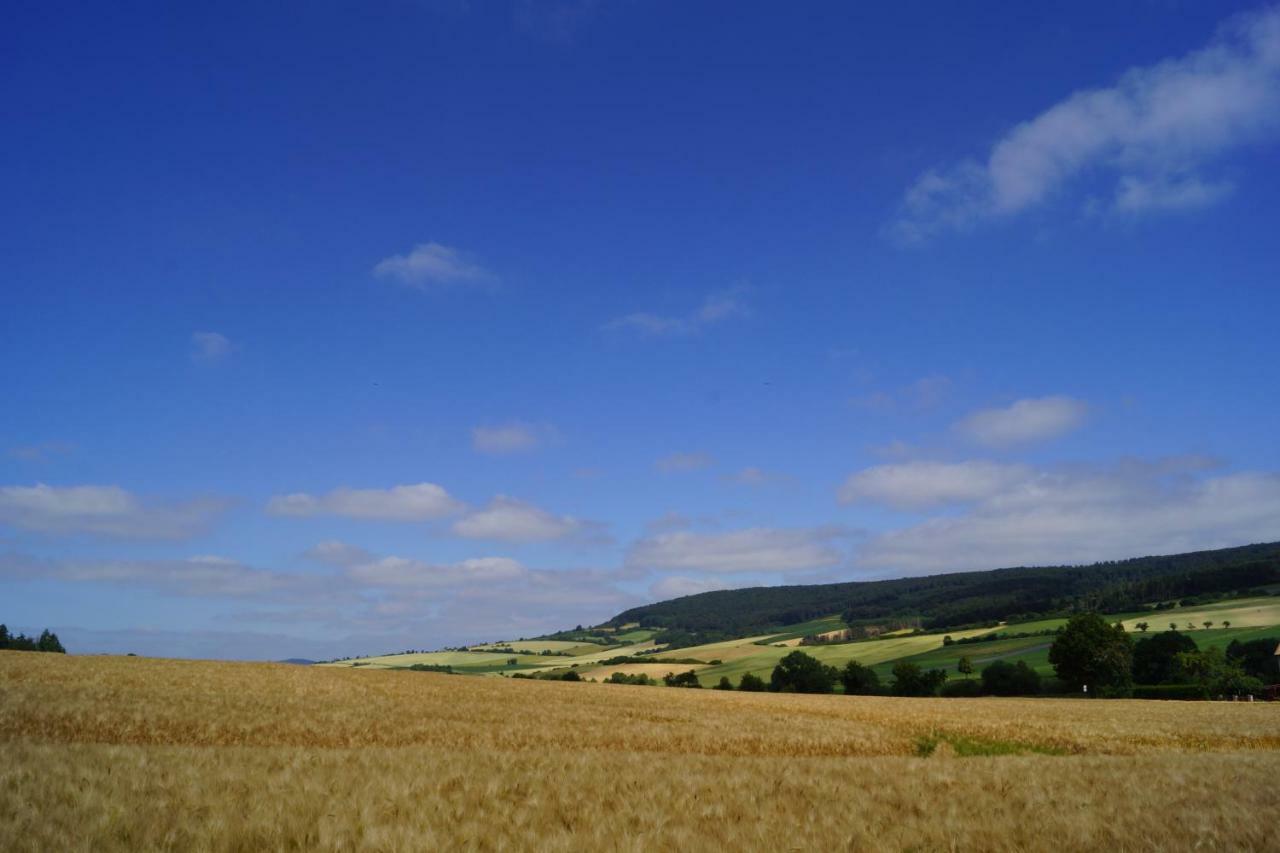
3 652 1277 851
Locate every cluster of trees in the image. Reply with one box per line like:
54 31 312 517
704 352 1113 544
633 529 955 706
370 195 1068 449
662 670 702 688
1047 612 1275 698
606 543 1280 636
606 672 655 686
0 625 65 653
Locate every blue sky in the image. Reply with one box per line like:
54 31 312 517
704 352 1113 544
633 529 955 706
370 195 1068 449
3 1 1279 659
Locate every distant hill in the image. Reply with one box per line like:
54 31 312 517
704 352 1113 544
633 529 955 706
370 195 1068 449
608 542 1280 638
278 658 316 665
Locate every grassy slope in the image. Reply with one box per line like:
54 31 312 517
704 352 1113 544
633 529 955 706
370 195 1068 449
322 595 1280 686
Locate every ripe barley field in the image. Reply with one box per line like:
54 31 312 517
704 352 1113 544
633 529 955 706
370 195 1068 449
2 651 1278 851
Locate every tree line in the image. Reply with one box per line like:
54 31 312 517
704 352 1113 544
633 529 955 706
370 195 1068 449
669 614 1276 698
0 624 66 653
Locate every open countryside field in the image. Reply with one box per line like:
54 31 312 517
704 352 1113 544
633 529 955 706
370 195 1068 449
3 651 1278 851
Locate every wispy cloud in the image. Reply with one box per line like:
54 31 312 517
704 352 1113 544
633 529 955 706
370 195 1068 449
889 6 1280 242
372 242 494 290
605 291 746 336
452 495 607 544
266 483 465 521
0 483 228 540
7 441 75 463
839 460 1034 510
471 422 556 455
955 395 1089 447
853 457 1280 573
648 575 731 600
656 451 714 473
190 331 232 363
627 526 845 574
852 375 953 414
513 0 599 43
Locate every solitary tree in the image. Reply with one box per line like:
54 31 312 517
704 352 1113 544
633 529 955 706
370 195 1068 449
714 676 734 691
1170 622 1178 632
1135 622 1150 633
1222 621 1231 630
1203 621 1214 631
957 656 974 679
1048 612 1134 693
769 651 838 694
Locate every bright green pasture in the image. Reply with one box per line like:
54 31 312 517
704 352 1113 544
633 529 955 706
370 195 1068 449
879 634 1057 678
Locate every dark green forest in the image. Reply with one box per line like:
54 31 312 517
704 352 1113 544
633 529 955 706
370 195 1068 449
608 542 1280 637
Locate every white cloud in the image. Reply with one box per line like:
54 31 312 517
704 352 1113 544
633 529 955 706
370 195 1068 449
452 495 602 543
346 555 527 588
726 467 769 486
0 552 321 599
839 460 1033 510
955 395 1089 447
191 331 232 363
266 483 465 521
302 540 374 567
7 441 74 463
627 527 845 573
0 483 227 540
1113 173 1234 213
649 575 731 599
471 422 555 455
656 451 714 473
605 291 746 336
372 242 494 289
856 458 1280 573
890 6 1280 241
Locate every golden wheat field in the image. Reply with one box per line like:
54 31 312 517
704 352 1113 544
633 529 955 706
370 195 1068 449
2 651 1278 851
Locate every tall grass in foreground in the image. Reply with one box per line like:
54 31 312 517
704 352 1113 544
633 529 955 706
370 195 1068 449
2 651 1277 850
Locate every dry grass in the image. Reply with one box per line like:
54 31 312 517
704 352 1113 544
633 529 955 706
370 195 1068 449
3 651 1278 851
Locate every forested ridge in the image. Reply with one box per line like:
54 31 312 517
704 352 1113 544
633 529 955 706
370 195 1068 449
608 542 1280 637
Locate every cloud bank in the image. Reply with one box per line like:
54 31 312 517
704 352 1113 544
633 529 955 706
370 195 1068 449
890 6 1280 241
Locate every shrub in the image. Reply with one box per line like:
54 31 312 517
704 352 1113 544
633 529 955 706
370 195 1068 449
714 676 734 691
840 660 880 695
560 670 581 682
769 651 838 694
980 660 1041 696
1131 684 1210 701
737 673 766 692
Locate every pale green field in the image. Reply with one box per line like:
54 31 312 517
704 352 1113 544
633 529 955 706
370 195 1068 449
1121 599 1280 632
